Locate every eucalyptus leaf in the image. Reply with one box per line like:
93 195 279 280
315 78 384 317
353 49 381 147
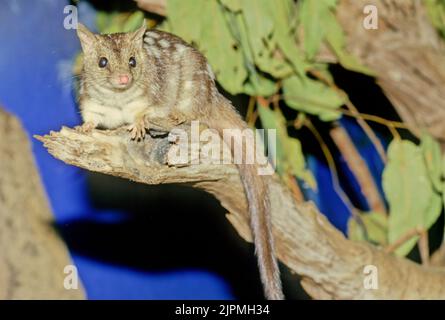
348 211 388 245
269 0 307 76
240 0 294 78
283 75 344 121
243 75 277 97
383 140 442 256
258 106 315 188
96 11 144 34
96 11 113 32
166 0 246 94
258 106 287 175
424 0 445 38
298 0 329 59
242 2 294 78
96 12 123 34
122 11 145 32
232 10 278 96
288 138 317 190
324 11 375 76
421 133 442 192
241 0 273 44
219 0 242 12
308 63 335 84
442 157 445 241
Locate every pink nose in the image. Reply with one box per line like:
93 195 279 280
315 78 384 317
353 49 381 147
119 75 129 85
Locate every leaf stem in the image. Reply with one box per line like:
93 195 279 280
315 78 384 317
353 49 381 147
308 69 387 163
304 119 368 238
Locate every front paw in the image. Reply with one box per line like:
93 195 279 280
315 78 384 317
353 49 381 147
127 120 147 141
75 122 96 134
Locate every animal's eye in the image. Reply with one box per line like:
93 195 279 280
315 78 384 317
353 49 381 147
129 57 136 68
98 57 108 68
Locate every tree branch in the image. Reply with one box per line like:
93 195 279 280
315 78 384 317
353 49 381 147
336 0 445 143
134 0 166 16
36 125 445 299
330 125 386 214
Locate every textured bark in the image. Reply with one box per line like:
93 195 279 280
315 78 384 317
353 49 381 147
36 125 445 299
0 108 84 299
335 0 445 143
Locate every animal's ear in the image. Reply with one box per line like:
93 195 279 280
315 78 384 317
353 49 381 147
130 19 147 42
77 23 96 52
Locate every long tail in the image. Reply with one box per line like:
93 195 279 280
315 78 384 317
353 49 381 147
205 97 284 300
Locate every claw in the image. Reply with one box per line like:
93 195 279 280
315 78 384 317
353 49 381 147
127 119 147 141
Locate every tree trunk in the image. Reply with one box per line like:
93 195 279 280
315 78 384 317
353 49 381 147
0 108 84 299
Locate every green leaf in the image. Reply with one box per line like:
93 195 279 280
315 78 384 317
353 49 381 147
258 106 287 175
383 140 442 256
269 0 307 76
230 10 278 96
122 11 145 32
166 0 246 94
243 75 277 97
442 157 445 241
96 11 144 34
421 133 442 191
240 0 273 44
258 106 316 189
219 0 242 12
282 75 344 121
424 0 445 38
296 0 373 75
324 11 375 76
238 0 294 78
308 63 335 84
298 0 330 59
325 0 338 8
96 12 122 34
96 12 112 33
348 211 388 245
288 138 317 189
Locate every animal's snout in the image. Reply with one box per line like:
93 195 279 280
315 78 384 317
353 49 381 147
119 75 130 85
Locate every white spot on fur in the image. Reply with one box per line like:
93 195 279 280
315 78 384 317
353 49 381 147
144 37 155 45
149 46 162 59
159 39 170 48
175 44 187 54
173 44 187 62
184 80 193 90
177 97 191 111
146 31 160 39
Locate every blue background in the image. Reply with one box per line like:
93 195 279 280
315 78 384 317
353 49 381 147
0 0 386 299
